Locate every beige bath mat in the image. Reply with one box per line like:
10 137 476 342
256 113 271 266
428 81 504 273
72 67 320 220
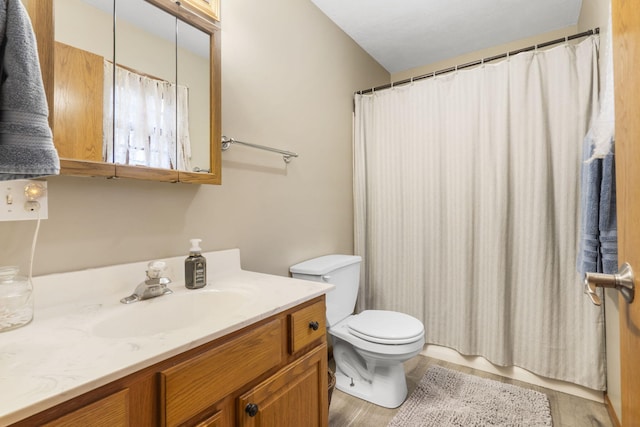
388 365 552 426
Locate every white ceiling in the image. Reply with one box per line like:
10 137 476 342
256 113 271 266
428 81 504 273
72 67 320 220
311 0 583 73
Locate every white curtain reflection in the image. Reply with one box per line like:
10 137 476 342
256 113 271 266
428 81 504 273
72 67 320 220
103 61 191 170
177 86 192 171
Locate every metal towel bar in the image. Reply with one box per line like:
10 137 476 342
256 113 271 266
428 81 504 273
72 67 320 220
221 136 298 163
583 262 635 306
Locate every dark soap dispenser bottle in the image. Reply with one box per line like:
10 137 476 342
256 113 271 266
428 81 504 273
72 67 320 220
185 238 207 289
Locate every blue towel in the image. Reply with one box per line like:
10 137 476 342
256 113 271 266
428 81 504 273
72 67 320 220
0 0 59 180
577 136 618 275
599 152 617 274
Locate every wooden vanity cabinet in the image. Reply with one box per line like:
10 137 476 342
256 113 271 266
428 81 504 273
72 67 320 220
9 297 328 427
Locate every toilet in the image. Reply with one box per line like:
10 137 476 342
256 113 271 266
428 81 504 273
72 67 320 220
290 254 425 408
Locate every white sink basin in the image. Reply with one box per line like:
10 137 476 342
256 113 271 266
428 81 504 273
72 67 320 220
93 288 252 338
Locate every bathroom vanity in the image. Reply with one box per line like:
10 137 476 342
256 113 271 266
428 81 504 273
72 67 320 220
0 249 332 426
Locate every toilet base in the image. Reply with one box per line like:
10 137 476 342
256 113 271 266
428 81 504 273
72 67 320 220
333 357 408 408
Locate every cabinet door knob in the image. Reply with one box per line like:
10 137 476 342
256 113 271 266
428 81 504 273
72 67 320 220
309 321 319 331
245 403 259 417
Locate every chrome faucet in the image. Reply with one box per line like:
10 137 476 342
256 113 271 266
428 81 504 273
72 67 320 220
120 261 173 304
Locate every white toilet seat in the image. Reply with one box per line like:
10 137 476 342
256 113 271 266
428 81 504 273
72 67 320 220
330 314 425 357
347 310 424 344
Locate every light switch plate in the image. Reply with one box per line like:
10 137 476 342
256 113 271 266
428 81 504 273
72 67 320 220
0 179 49 221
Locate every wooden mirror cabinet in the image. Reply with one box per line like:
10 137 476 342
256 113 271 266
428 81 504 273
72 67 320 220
24 0 222 185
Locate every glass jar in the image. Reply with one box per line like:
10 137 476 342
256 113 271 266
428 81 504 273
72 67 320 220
0 266 33 332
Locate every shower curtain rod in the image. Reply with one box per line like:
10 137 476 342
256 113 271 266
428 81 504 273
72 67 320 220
356 27 600 95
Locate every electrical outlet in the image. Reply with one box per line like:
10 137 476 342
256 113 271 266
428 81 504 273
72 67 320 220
0 179 49 221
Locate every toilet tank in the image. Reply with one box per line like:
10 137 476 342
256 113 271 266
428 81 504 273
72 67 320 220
290 255 362 327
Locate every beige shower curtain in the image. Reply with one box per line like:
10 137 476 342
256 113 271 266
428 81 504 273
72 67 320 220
353 36 605 390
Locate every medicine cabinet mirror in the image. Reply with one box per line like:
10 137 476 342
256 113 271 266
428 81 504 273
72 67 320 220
25 0 221 184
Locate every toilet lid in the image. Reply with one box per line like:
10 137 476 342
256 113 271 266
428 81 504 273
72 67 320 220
347 310 424 345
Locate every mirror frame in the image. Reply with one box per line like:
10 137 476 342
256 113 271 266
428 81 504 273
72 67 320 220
25 0 222 185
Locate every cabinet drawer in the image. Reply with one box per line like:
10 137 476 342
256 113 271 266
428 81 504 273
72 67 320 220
160 319 282 427
289 299 326 353
42 389 129 427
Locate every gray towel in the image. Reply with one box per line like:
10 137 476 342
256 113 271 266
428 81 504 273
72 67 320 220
0 0 59 180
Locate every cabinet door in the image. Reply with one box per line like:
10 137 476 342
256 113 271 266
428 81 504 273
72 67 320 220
54 42 105 163
238 343 328 427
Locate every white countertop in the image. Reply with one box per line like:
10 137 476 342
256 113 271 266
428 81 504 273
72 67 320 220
0 249 333 426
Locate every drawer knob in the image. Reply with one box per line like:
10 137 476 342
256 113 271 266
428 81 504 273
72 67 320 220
245 403 259 417
309 321 320 331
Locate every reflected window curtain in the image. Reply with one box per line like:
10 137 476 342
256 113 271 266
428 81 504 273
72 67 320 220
103 62 191 169
146 78 176 169
353 37 605 390
177 86 192 172
126 71 148 166
103 61 114 163
144 78 161 167
157 78 178 169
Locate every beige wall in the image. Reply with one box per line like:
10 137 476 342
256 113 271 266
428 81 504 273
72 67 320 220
578 0 610 32
388 1 609 85
391 27 578 82
1 0 388 277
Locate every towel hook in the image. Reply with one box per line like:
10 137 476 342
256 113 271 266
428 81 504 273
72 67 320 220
584 263 635 306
